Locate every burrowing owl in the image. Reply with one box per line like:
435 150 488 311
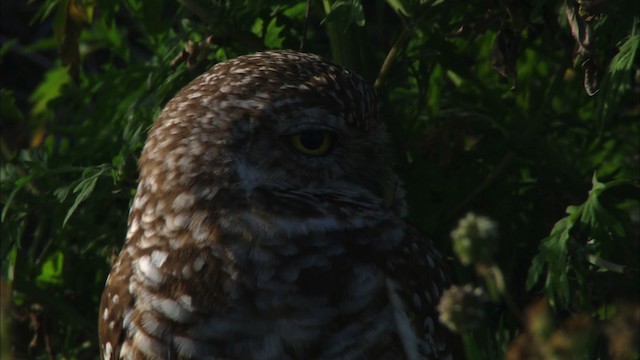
99 50 459 359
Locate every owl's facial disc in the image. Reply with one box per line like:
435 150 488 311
232 115 397 214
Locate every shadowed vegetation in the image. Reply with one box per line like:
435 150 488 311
1 0 638 358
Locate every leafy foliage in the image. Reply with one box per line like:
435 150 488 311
1 0 638 358
527 175 635 309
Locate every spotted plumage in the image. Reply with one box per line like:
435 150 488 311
99 50 461 359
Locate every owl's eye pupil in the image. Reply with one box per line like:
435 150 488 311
289 130 333 156
299 131 325 150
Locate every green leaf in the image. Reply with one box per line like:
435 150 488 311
527 174 635 308
595 23 639 130
527 212 577 307
62 165 109 227
264 17 285 48
0 38 17 58
36 251 64 285
1 176 32 222
29 65 71 116
385 0 413 16
0 90 24 122
581 193 625 238
54 185 72 202
323 0 366 27
587 172 605 197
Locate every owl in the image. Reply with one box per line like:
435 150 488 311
99 50 461 359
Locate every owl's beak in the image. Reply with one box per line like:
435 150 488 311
354 169 397 209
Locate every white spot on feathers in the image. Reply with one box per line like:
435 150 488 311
386 278 419 360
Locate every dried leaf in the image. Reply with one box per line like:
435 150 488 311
565 0 601 95
566 1 592 55
582 57 600 96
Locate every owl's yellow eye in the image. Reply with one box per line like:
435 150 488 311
290 130 333 156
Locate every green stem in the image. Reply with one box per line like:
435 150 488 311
477 263 524 326
375 26 411 89
322 0 363 72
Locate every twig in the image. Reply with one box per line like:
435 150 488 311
300 0 311 51
43 317 54 360
374 27 412 89
374 0 438 88
587 254 626 274
476 263 525 326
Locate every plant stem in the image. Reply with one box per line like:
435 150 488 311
322 0 363 72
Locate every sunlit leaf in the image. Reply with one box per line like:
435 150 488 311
36 251 64 285
29 65 71 116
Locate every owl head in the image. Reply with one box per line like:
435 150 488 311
134 50 404 246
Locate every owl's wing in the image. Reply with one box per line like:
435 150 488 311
98 236 236 359
99 254 134 360
385 224 465 360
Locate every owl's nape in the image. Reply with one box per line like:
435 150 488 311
99 50 460 359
